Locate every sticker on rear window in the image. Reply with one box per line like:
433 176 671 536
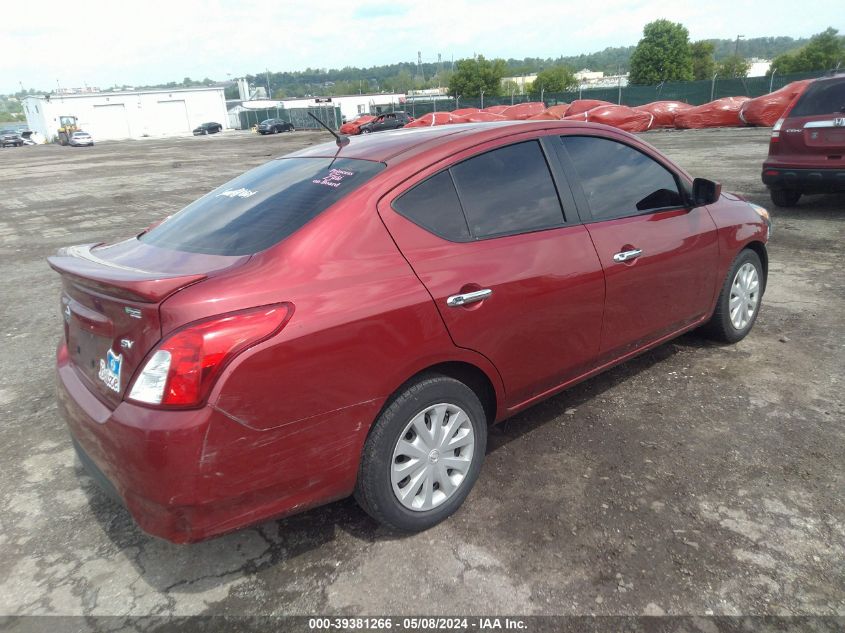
98 349 122 393
312 168 354 188
216 187 257 199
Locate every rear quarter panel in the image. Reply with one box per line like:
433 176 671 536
162 181 505 498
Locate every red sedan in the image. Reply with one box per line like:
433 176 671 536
51 121 771 543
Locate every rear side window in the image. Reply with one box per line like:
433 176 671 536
140 157 384 255
393 171 470 240
789 79 845 117
561 136 683 221
450 141 564 238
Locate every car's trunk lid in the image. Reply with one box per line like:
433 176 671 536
49 239 247 408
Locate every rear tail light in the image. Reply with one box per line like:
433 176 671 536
128 303 292 408
771 118 784 141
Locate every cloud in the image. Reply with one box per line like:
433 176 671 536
352 4 410 19
0 0 840 93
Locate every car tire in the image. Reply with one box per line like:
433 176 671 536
701 249 764 344
362 128 371 134
355 373 487 532
770 187 801 207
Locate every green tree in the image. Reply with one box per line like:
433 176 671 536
629 20 694 85
384 69 415 93
502 79 521 96
770 27 845 74
448 55 507 97
691 40 716 80
271 88 287 99
716 55 751 78
531 65 577 94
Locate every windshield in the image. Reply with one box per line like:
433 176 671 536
790 79 845 117
140 157 385 256
260 119 275 124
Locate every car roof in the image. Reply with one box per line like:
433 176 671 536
286 121 623 164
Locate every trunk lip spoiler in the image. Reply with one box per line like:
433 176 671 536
48 243 208 303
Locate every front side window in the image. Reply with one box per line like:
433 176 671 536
450 141 565 238
141 157 385 256
561 136 684 221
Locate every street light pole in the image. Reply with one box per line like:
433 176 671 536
769 67 777 93
711 73 718 101
735 34 745 57
480 89 484 109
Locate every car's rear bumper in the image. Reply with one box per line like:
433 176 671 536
56 341 373 543
762 165 845 193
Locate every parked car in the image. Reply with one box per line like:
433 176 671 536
193 122 223 135
1 129 23 147
257 118 295 134
50 121 771 543
762 74 845 206
358 111 413 134
339 115 376 135
68 131 94 147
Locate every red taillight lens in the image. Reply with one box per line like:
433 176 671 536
128 303 292 408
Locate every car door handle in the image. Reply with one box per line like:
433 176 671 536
612 248 643 263
446 289 493 307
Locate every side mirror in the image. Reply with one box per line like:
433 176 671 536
691 178 722 206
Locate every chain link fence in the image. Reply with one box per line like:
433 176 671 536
237 105 342 131
400 70 831 117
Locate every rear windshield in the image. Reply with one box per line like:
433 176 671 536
140 157 385 255
790 79 845 117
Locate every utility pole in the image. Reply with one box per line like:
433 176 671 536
735 34 745 57
711 73 718 101
266 69 271 99
769 67 777 93
480 89 485 109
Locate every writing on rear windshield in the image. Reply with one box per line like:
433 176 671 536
217 187 257 199
312 168 354 188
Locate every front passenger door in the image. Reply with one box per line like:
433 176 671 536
558 134 719 359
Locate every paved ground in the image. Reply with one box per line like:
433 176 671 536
0 127 843 618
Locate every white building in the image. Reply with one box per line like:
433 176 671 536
747 58 773 78
234 93 407 126
22 87 228 142
574 69 604 82
502 75 537 94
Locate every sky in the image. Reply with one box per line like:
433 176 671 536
1 0 842 94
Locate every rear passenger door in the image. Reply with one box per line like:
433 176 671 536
378 136 606 408
556 133 719 358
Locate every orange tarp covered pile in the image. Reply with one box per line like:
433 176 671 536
674 97 750 129
358 82 808 135
739 80 812 127
634 101 693 128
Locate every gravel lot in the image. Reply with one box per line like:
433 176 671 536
0 127 843 619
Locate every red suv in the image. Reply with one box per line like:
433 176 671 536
51 121 771 542
762 74 845 206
